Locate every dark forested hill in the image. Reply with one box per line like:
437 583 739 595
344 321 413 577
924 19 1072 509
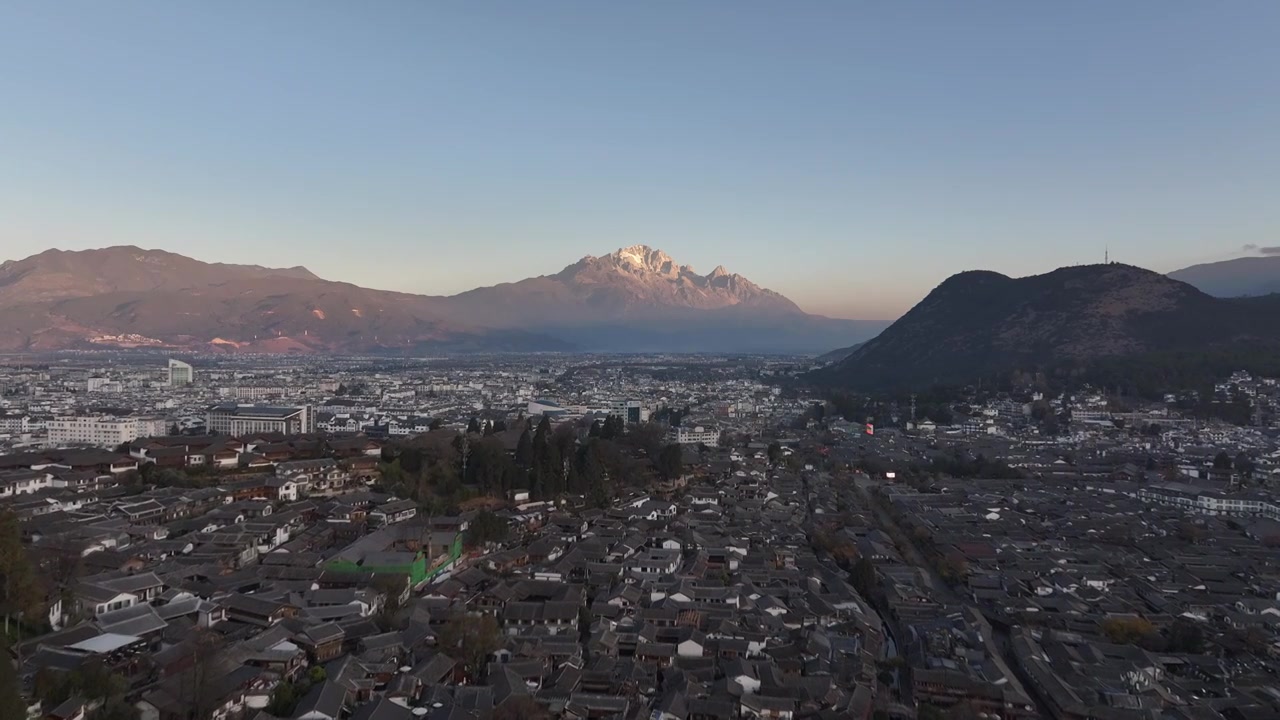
813 263 1280 392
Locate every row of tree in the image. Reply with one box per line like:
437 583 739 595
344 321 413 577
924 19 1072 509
381 415 685 511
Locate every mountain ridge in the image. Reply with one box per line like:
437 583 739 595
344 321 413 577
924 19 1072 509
0 244 884 354
1168 255 1280 298
814 263 1280 391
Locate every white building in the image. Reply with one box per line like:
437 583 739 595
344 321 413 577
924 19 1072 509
671 425 719 446
168 358 194 387
47 416 168 448
206 404 314 435
86 377 122 393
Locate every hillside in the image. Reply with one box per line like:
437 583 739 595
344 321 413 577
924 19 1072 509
0 246 318 306
814 263 1280 391
815 342 864 364
438 245 886 353
0 247 565 354
1168 256 1280 298
0 245 885 354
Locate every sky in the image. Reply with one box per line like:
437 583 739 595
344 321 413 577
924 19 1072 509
1 2 1278 320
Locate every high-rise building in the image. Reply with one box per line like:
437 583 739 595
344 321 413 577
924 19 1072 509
47 416 169 448
611 399 645 424
206 404 314 436
168 359 194 387
86 377 122 393
670 425 720 446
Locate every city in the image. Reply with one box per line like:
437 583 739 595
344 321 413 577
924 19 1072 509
4 3 1280 719
0 352 1276 719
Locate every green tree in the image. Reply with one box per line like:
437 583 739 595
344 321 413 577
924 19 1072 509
918 705 945 720
467 436 512 495
767 442 783 465
1212 451 1233 470
175 629 225 720
850 557 877 599
0 635 25 720
1234 453 1256 479
514 429 533 469
532 417 562 498
656 444 683 481
465 511 510 547
494 696 549 720
600 415 624 441
0 511 42 635
1166 617 1205 653
373 575 409 632
267 681 302 716
466 417 482 435
1101 616 1158 646
439 613 502 680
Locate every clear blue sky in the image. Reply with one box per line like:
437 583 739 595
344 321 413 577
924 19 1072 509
2 2 1278 319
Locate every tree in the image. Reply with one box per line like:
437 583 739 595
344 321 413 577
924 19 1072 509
0 510 42 635
1166 617 1205 653
599 415 624 441
175 629 226 720
492 420 507 433
466 417 482 435
494 696 549 720
850 557 877 599
1234 453 1256 479
33 658 130 715
465 511 509 547
627 422 666 458
268 681 303 716
0 636 24 720
656 444 683 481
767 442 783 465
373 574 409 632
467 436 513 495
918 705 945 720
439 613 502 680
1176 520 1206 544
936 554 969 585
429 418 444 431
1101 616 1158 646
1213 451 1233 470
532 418 562 498
514 429 533 469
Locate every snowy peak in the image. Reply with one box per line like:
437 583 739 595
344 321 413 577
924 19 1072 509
540 245 801 316
590 246 739 285
607 245 681 277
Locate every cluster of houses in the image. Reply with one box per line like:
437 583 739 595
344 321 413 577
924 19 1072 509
862 476 1280 719
5 424 903 720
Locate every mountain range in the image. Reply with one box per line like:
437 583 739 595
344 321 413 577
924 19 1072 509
1168 256 1280 298
0 245 885 355
814 263 1280 391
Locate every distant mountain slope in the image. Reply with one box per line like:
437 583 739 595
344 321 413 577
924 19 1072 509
0 247 564 354
438 245 886 353
1168 256 1280 297
0 244 885 354
814 263 1280 390
816 342 864 363
0 246 318 306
